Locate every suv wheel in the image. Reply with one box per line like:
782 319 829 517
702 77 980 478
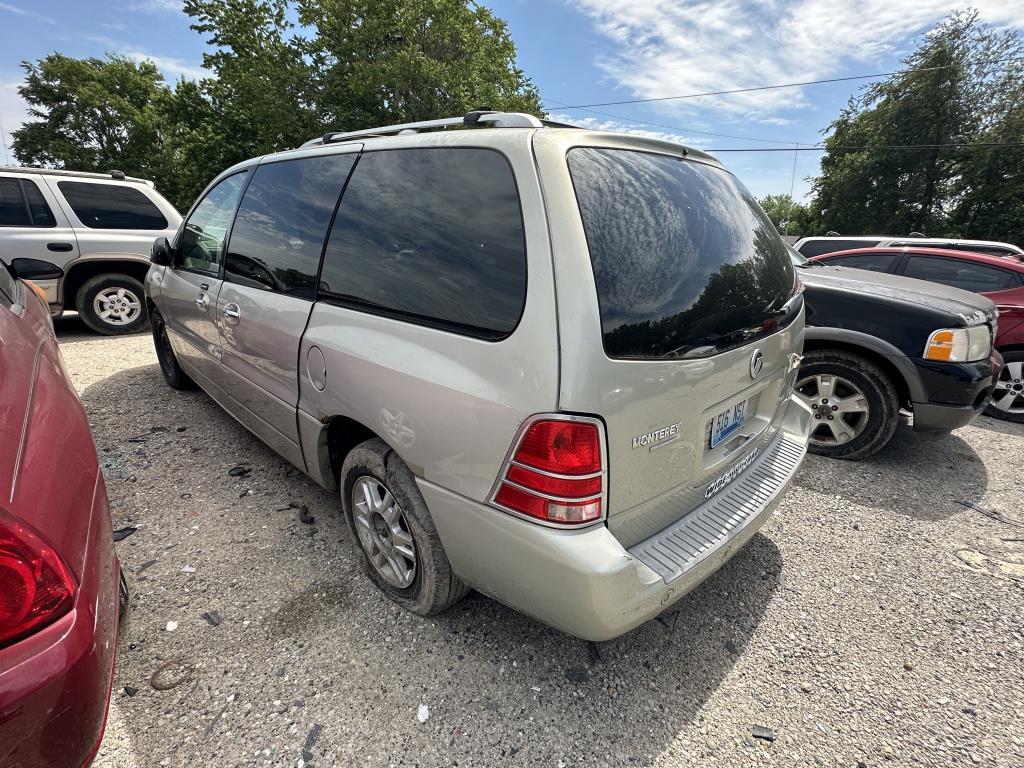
341 438 469 615
796 350 899 460
150 309 195 390
76 273 148 335
985 351 1024 423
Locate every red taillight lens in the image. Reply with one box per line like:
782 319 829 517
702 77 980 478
0 510 76 649
515 420 602 475
493 417 604 525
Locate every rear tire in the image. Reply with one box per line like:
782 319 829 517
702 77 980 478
341 438 469 615
151 309 195 390
985 350 1024 423
76 273 148 335
796 350 900 460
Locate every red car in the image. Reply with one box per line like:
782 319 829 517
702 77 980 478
0 261 121 767
808 246 1024 422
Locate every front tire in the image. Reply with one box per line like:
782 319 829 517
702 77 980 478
76 273 148 335
985 351 1024 423
341 438 469 616
151 309 195 390
796 350 900 460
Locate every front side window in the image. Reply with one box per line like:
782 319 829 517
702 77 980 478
178 173 248 274
904 256 1017 292
829 252 898 272
568 147 798 359
225 154 356 299
320 148 527 338
57 181 168 230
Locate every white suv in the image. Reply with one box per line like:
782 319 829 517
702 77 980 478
0 167 181 334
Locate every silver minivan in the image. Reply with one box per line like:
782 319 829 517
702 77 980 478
146 110 813 640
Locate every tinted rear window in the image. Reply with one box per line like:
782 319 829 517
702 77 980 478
827 252 898 272
568 148 797 359
226 154 356 299
319 148 527 339
799 239 881 257
904 256 1018 292
58 181 168 230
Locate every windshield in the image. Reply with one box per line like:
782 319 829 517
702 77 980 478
568 147 799 359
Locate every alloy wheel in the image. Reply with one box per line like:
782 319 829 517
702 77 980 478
93 287 142 327
795 373 871 446
990 360 1024 415
351 476 417 589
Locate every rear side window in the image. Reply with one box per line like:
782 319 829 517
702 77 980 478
22 180 55 227
0 178 28 226
226 154 356 300
320 148 527 339
57 181 168 230
827 252 899 272
904 256 1018 292
568 148 797 359
799 239 880 257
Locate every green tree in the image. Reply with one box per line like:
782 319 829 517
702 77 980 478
810 11 1023 240
758 193 816 237
12 54 165 177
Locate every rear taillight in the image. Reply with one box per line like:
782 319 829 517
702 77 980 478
0 509 76 649
491 417 606 525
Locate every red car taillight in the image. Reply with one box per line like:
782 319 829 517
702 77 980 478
0 509 76 649
492 417 606 525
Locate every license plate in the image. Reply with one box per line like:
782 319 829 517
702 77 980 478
709 399 748 448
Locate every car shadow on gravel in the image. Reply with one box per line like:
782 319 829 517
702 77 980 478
85 362 784 767
54 313 149 344
794 421 989 520
970 413 1024 438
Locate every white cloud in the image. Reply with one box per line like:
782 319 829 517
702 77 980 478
0 1 55 24
129 0 184 12
570 0 1024 120
545 111 700 147
118 49 206 81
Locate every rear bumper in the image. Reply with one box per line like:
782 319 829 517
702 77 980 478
423 394 812 641
911 351 1001 432
0 475 120 768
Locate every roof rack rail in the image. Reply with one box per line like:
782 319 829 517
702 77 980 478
0 165 154 186
300 109 544 148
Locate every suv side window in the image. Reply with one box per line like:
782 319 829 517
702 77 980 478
0 178 29 226
904 256 1018 292
320 148 527 339
57 181 168 230
178 172 248 275
799 239 881 257
828 252 899 272
22 180 56 227
225 154 356 300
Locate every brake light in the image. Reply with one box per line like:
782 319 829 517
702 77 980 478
0 509 76 649
492 417 605 525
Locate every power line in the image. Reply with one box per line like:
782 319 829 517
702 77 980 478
542 56 1024 111
544 99 798 145
707 142 1024 152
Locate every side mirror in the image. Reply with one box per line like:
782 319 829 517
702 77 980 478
9 258 64 281
151 236 174 266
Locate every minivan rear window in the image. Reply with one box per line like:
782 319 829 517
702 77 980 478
568 148 798 359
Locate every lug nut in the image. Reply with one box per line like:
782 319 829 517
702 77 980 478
827 415 834 420
831 405 838 411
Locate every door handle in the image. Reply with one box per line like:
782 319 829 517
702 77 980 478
47 242 74 252
194 292 209 309
223 303 240 319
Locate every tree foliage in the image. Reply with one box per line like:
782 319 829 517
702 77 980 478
810 11 1024 244
12 0 542 211
757 193 815 237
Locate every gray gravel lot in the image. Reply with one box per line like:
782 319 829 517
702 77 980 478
55 317 1024 768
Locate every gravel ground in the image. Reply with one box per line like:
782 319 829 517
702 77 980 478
55 316 1024 768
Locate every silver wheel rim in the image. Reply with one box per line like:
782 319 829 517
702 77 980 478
795 373 871 446
990 360 1024 414
93 286 142 326
351 476 416 588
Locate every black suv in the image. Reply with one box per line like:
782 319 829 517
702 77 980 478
789 248 1000 459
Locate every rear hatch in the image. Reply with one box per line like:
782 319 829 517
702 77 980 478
539 136 803 548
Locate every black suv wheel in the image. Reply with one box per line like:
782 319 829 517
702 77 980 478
796 350 900 460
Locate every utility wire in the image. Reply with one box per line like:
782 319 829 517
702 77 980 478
543 56 1024 110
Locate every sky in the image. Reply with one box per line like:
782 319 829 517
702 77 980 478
2 0 1023 202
